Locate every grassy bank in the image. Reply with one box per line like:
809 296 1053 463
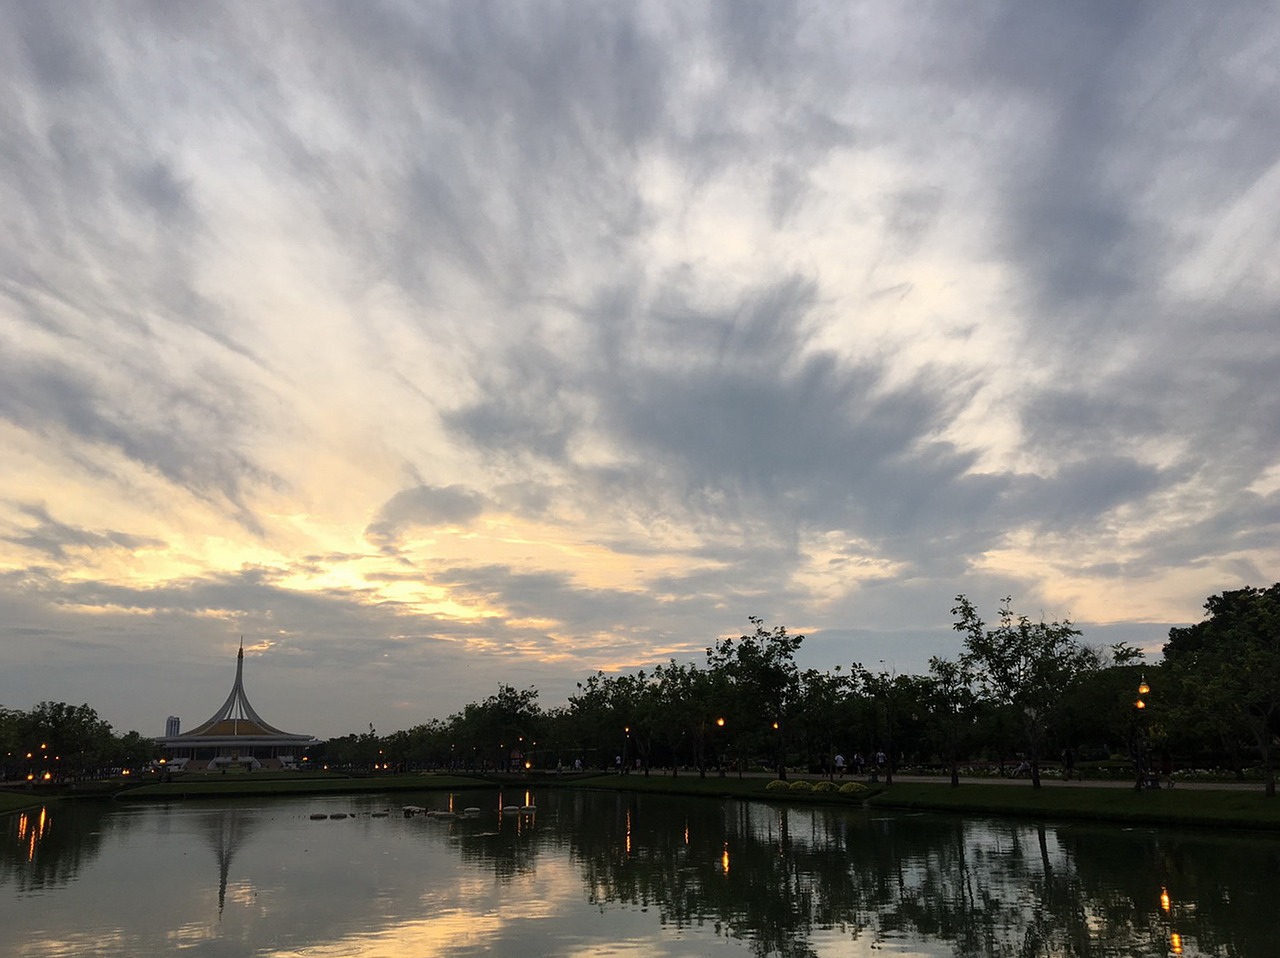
550 773 1280 832
865 781 1280 831
0 789 47 815
9 771 1280 832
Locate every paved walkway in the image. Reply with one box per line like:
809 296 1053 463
884 773 1258 791
628 767 1264 792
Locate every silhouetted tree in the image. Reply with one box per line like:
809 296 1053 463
1163 584 1280 796
707 617 803 779
953 596 1097 789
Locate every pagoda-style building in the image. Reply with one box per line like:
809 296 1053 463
158 641 317 770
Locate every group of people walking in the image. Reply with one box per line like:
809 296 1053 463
832 750 887 778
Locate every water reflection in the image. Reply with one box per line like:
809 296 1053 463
16 807 49 862
2 791 1276 957
201 807 257 917
557 795 1275 957
2 802 108 894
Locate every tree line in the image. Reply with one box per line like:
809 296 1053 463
5 584 1278 794
319 585 1280 795
0 700 158 782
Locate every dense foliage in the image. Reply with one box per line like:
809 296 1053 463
0 701 158 782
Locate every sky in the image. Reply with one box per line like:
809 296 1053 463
2 1 1278 740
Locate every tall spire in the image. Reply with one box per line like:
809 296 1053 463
183 640 286 736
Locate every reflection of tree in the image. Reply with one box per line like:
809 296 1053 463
552 791 1275 957
0 802 108 892
449 794 544 882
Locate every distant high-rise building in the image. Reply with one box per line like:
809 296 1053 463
165 715 181 737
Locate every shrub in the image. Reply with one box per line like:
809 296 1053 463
838 782 869 798
789 780 814 792
811 780 838 794
765 779 791 792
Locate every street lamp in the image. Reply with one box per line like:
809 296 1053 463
1134 675 1150 790
713 718 727 776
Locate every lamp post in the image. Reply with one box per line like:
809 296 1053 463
715 717 726 776
1134 675 1150 790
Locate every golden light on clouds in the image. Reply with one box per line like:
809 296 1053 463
791 530 906 603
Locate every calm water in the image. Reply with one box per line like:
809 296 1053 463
2 788 1274 957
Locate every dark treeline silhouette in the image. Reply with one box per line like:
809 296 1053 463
5 585 1278 793
314 586 1280 794
0 700 159 782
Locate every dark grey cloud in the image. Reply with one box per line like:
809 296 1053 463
365 484 488 547
0 350 272 530
1007 457 1167 531
444 271 1006 584
9 1 103 90
431 562 704 649
1 503 164 561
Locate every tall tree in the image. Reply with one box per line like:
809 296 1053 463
794 667 852 778
953 595 1097 789
707 617 803 779
1163 584 1280 797
853 666 920 785
22 701 115 781
925 656 976 787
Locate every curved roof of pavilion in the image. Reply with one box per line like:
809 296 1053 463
158 641 317 749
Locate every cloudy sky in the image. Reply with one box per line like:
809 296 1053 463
2 1 1277 739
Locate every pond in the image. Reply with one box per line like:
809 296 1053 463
2 787 1274 956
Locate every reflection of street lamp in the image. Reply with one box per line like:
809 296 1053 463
1160 886 1183 954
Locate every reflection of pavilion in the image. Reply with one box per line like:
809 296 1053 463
203 807 256 918
157 641 317 770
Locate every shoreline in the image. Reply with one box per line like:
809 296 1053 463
5 770 1279 833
